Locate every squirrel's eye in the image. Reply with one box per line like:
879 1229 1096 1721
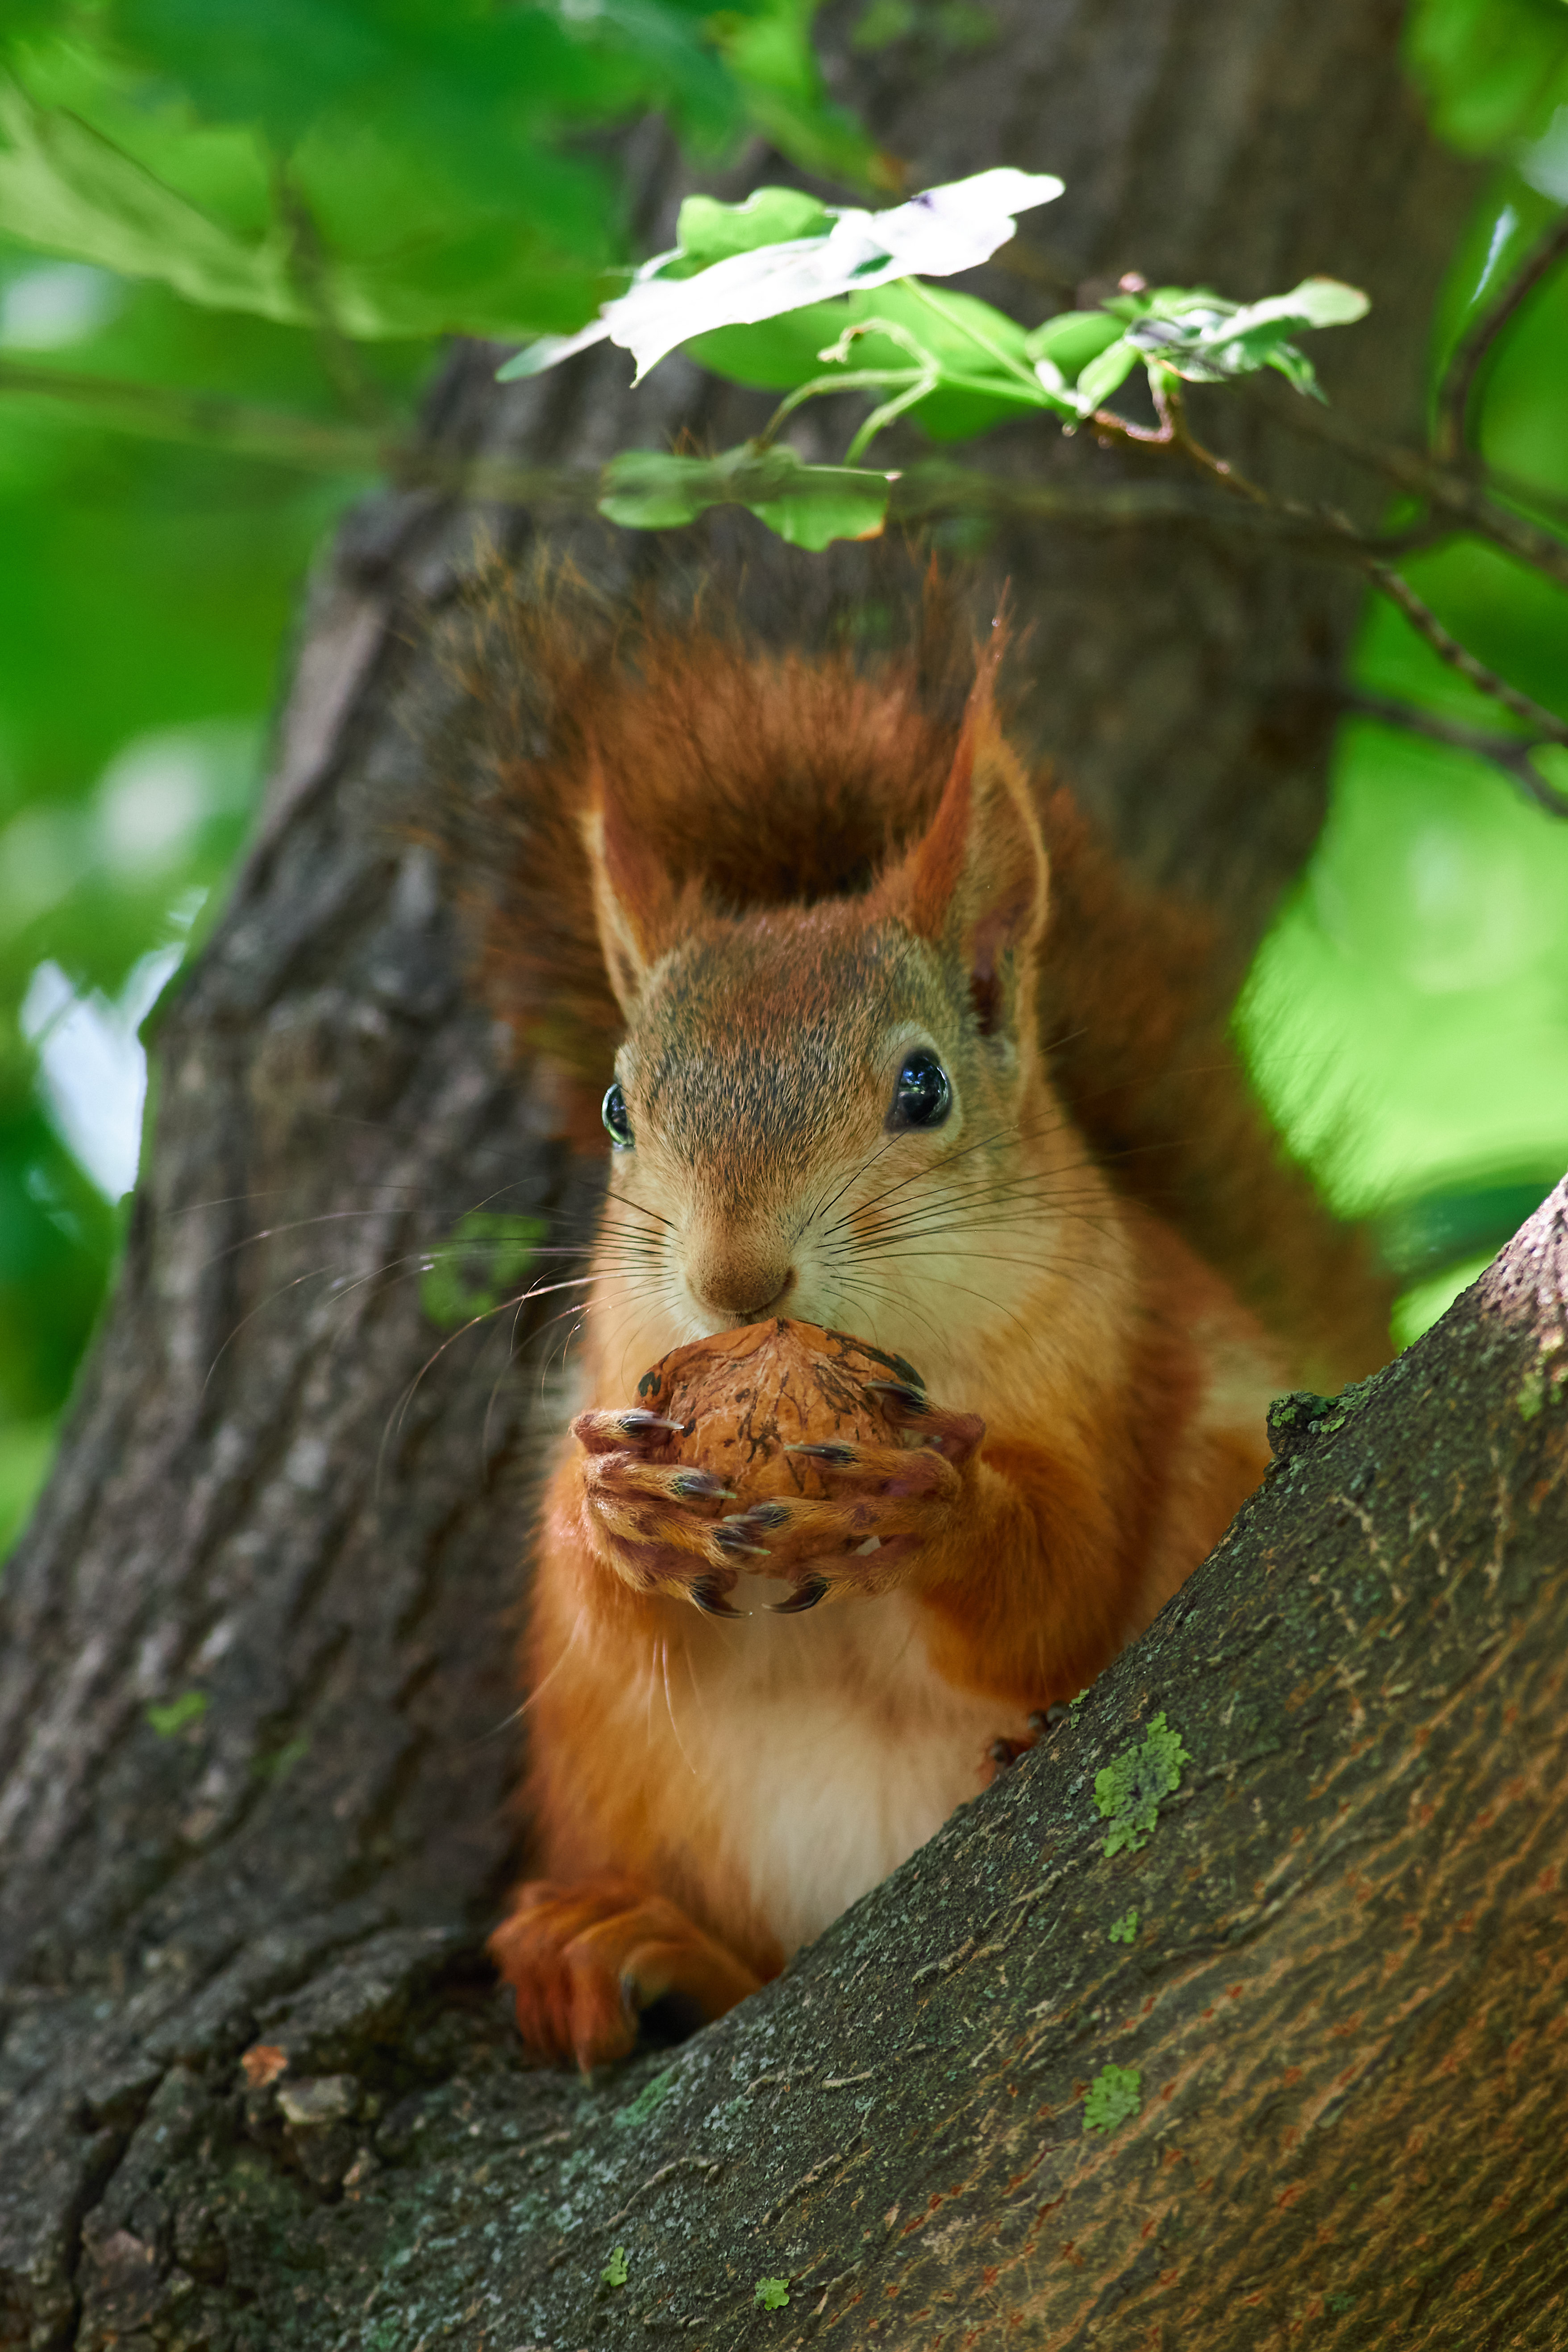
602 1082 633 1148
888 1050 951 1131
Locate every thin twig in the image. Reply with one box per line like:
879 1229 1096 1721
1151 374 1272 504
1340 688 1568 819
1264 386 1568 593
0 355 1440 554
0 357 388 469
1435 210 1568 466
1366 565 1568 749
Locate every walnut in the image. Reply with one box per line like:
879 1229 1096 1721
632 1319 926 1501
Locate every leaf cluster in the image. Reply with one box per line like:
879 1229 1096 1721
509 175 1371 546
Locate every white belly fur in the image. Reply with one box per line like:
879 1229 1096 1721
664 1588 1026 1956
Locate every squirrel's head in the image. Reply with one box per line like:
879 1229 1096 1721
584 663 1069 1356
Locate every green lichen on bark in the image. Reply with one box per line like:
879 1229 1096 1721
1082 2064 1143 2134
1094 1712 1191 1857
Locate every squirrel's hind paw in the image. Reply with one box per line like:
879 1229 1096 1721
488 1875 762 2073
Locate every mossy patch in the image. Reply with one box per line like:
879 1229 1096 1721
1107 1907 1139 1944
755 2276 790 2309
146 1689 208 1736
420 1211 545 1330
1094 1713 1191 1857
601 2245 628 2288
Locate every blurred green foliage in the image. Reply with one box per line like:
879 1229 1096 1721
0 0 1564 1562
1239 83 1568 1331
0 0 868 1554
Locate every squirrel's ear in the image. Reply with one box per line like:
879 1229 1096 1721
582 784 682 1017
881 659 1048 1039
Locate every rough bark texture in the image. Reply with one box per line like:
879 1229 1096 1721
0 3 1512 2347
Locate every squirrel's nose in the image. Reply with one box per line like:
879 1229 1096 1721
691 1253 796 1322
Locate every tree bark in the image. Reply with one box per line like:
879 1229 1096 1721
0 4 1509 2347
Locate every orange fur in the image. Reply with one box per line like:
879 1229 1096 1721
428 566 1395 2070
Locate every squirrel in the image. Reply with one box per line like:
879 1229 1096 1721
433 565 1393 2072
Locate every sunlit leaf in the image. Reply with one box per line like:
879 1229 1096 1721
501 166 1064 381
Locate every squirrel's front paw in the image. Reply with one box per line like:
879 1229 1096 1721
573 1407 758 1614
720 1380 985 1610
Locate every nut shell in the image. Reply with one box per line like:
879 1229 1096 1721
633 1320 925 1502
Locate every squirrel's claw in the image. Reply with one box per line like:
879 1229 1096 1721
691 1574 744 1618
768 1575 829 1614
864 1383 986 1465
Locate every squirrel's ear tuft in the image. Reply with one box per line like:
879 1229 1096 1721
880 652 1048 1039
582 780 682 1017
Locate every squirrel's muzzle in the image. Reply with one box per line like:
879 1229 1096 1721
688 1241 796 1323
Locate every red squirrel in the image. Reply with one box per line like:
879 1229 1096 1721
438 572 1392 2071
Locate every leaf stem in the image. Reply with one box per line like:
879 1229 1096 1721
899 275 1045 395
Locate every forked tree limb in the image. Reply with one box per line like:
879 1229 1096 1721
377 1178 1568 2349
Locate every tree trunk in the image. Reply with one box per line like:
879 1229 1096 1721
0 4 1513 2347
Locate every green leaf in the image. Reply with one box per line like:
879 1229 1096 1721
1115 277 1368 401
755 2277 791 2310
689 279 1045 440
596 449 716 529
602 2246 629 2289
1235 276 1370 332
0 74 296 323
599 442 893 545
751 470 890 548
1022 305 1125 387
1082 2063 1143 2135
1070 333 1138 411
1107 1907 1140 1944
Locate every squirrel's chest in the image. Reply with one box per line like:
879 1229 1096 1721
679 1593 1027 1956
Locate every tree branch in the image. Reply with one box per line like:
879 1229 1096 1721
1365 563 1568 753
1263 384 1568 594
